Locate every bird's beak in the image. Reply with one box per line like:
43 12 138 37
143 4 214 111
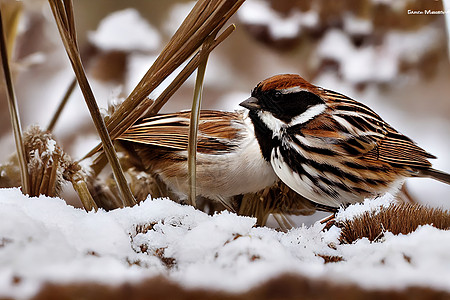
239 97 261 110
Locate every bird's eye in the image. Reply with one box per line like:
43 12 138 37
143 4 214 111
273 91 282 100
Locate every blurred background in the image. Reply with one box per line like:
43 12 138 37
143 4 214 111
1 0 449 216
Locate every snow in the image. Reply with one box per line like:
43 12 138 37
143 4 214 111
238 1 318 39
1 188 450 299
384 26 443 64
334 195 395 222
328 226 450 291
316 25 443 84
371 0 411 12
45 139 56 154
125 51 236 105
88 8 161 52
125 53 186 100
3 3 450 298
343 13 373 35
163 1 196 36
317 29 397 83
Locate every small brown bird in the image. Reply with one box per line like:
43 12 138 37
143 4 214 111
239 74 450 208
118 110 279 210
119 74 449 213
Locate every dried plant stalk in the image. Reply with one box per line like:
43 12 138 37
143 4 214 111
187 35 215 207
47 78 77 132
48 0 135 207
86 26 235 179
0 8 29 195
71 175 98 212
83 1 243 160
106 0 243 135
47 0 242 211
0 1 22 56
82 1 240 209
137 25 236 123
338 203 450 244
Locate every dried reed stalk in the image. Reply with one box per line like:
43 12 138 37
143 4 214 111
80 0 242 210
0 7 29 195
70 171 98 212
47 78 77 132
48 0 135 207
140 25 236 121
106 0 243 136
187 35 215 207
0 1 22 56
83 0 244 160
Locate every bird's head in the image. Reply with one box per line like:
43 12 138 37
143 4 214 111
240 74 326 128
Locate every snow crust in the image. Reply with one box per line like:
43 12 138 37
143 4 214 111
1 188 450 299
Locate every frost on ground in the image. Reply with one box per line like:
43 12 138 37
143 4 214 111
1 188 450 299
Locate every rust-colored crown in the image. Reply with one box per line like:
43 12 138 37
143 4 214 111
257 74 318 92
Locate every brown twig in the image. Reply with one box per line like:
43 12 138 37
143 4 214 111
47 78 77 132
187 33 219 207
0 8 30 195
148 25 236 117
48 0 135 207
82 0 244 160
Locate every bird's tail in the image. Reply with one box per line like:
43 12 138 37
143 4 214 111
419 168 450 185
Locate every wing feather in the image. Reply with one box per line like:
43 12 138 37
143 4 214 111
368 127 435 168
119 110 243 154
293 90 435 168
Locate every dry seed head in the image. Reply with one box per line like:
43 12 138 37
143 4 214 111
338 202 450 244
23 126 73 197
0 126 73 197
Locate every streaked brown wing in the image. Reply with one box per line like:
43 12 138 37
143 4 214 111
298 89 434 168
119 110 243 154
366 126 435 168
297 112 386 157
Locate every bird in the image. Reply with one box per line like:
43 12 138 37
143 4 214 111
118 109 338 225
118 110 279 211
239 74 450 208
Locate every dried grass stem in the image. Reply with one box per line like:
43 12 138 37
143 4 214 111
48 0 135 207
0 8 29 194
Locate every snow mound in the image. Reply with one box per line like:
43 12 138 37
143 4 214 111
1 188 449 299
238 1 318 39
88 8 161 52
316 26 443 84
